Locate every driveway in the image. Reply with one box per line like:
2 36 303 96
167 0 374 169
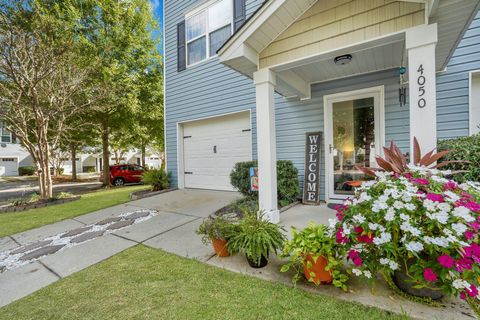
0 181 103 202
0 189 241 307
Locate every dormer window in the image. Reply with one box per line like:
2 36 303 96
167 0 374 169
0 121 12 143
186 0 233 66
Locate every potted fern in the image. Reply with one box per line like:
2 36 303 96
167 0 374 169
227 209 286 268
197 216 237 257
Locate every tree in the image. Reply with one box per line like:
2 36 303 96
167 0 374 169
78 0 163 186
0 1 90 199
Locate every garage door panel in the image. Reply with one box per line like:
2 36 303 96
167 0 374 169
0 158 18 176
183 112 252 191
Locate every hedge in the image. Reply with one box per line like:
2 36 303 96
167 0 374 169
230 160 300 207
438 134 480 183
18 166 36 176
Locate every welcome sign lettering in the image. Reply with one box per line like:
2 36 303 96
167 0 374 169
303 132 322 205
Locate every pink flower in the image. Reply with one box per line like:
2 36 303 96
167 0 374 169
456 258 473 272
348 250 363 266
423 268 438 282
411 178 429 185
465 231 475 240
336 228 349 244
348 250 359 259
460 292 467 300
353 257 363 266
357 233 374 244
463 243 480 263
437 255 455 269
444 181 457 191
404 173 413 179
469 221 480 233
466 284 479 298
354 226 364 234
426 193 444 203
466 201 480 213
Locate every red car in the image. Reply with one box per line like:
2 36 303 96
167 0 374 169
100 164 145 186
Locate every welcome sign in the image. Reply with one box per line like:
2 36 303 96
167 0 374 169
303 132 322 205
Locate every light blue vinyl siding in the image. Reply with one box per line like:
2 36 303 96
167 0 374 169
165 1 478 199
436 13 480 139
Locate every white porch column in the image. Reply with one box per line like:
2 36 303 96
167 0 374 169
253 69 279 223
406 23 438 160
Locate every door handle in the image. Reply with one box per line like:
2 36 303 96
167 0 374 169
213 146 217 154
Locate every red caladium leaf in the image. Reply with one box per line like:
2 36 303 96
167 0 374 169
413 137 421 165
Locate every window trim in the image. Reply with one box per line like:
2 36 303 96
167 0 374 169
185 0 233 68
0 122 12 143
469 70 480 135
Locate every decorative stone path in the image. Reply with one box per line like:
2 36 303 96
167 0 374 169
0 209 157 272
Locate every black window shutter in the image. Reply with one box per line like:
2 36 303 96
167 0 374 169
233 0 246 32
177 21 186 72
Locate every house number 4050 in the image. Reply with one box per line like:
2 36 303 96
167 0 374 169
417 64 426 108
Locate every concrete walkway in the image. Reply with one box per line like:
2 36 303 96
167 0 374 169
0 189 240 307
0 190 476 320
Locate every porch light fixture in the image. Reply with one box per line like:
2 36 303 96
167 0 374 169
334 54 352 65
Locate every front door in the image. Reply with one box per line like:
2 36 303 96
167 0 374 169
324 86 384 202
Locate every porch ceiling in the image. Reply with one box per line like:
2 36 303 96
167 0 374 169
218 0 480 99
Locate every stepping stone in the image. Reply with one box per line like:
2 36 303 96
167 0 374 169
60 226 92 238
11 240 53 255
96 217 122 225
70 231 105 244
19 244 65 261
125 211 151 220
106 220 134 230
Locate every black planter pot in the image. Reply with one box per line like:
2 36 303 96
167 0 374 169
393 260 444 300
246 254 268 268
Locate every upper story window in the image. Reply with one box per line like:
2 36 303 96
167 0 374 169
186 0 233 66
0 121 12 143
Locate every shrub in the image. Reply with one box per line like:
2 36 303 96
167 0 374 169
18 166 35 176
196 215 238 245
230 160 300 207
141 169 171 191
438 134 480 183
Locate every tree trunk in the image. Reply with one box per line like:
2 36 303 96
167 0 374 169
71 144 77 181
101 122 110 187
141 144 146 167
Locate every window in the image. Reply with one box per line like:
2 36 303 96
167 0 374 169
0 121 12 143
470 71 480 135
1 158 15 162
186 0 232 66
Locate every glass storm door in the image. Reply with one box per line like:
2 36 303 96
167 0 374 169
325 88 383 201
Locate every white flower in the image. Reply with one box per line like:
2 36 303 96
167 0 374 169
380 258 389 265
404 203 416 211
453 279 470 290
406 241 424 253
342 223 351 235
400 221 422 237
368 223 379 231
373 232 392 245
393 201 404 209
328 218 339 229
363 270 372 279
400 213 410 221
424 236 449 248
352 269 362 276
353 214 366 224
385 208 395 222
426 211 449 225
372 200 388 213
444 191 460 202
452 223 467 236
389 261 399 270
453 206 475 223
431 175 448 184
358 192 371 203
402 194 412 203
423 199 437 212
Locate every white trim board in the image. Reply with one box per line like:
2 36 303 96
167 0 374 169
323 86 385 203
469 70 480 135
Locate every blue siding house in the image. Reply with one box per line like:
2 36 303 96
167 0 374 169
165 0 480 222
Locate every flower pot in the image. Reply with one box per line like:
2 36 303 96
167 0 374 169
211 238 230 257
393 260 444 300
303 254 333 285
246 254 268 268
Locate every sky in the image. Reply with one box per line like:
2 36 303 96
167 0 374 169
151 0 164 54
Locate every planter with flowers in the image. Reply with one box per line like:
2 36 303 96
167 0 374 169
197 215 238 257
281 223 348 290
332 138 480 313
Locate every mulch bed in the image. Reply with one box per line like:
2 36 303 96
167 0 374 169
129 188 177 201
0 196 81 214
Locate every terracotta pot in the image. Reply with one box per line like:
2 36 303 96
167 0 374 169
211 238 230 257
303 254 333 285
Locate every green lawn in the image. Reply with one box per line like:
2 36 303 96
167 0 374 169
0 185 147 237
0 245 406 320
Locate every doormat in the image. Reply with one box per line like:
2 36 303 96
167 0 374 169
326 203 340 210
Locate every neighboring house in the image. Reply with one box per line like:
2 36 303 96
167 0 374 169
0 122 162 176
165 0 480 221
0 122 34 176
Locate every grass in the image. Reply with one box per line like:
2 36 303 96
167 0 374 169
0 185 147 237
0 245 406 320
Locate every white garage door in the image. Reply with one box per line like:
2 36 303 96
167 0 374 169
0 157 18 176
183 112 252 191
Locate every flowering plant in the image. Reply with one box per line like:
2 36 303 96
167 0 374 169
332 166 480 304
